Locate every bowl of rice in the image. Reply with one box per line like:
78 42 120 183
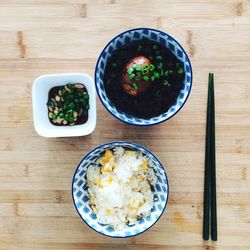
72 141 169 238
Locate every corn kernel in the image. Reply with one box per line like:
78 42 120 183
100 150 114 165
131 215 138 219
124 150 136 156
102 161 116 173
139 175 144 181
106 176 113 184
105 209 112 215
140 160 148 170
138 175 145 185
94 178 102 187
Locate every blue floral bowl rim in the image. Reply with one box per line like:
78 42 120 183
71 140 170 238
94 27 193 126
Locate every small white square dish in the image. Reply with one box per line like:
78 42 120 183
32 73 96 137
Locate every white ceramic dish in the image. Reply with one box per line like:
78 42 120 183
32 73 96 137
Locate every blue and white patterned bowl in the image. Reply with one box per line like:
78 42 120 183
72 141 169 238
95 28 193 126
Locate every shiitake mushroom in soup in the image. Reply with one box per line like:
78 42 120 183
103 39 185 119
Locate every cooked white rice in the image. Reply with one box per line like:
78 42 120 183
86 146 156 230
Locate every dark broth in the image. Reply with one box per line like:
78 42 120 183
104 39 185 118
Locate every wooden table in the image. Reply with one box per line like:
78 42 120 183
0 1 249 249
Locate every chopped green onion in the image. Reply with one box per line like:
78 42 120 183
59 113 64 118
47 99 53 106
135 75 141 81
156 55 162 60
47 100 55 109
169 70 173 74
137 45 143 51
68 117 74 123
68 103 75 109
112 62 117 67
156 90 161 97
151 75 155 81
127 67 134 74
178 68 184 74
64 99 70 106
160 69 164 76
132 83 138 90
83 93 89 100
142 68 149 75
143 75 149 81
149 64 155 71
67 95 74 102
85 104 90 110
154 72 160 79
163 80 169 86
157 62 163 69
164 70 169 76
66 83 73 89
129 73 135 79
143 65 149 70
52 114 57 120
135 65 142 71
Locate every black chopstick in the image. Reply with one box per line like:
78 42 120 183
210 73 217 241
203 73 217 241
203 73 212 240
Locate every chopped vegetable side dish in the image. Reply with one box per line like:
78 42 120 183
47 83 89 126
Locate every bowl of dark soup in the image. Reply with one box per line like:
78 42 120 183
95 28 192 126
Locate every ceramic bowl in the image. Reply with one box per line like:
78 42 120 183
72 141 169 238
95 27 192 126
32 73 96 137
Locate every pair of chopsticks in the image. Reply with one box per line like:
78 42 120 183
203 73 217 241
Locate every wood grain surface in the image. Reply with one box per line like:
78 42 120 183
0 0 250 249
